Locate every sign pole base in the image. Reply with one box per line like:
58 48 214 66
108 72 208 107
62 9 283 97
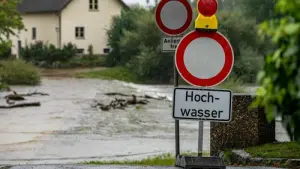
175 156 226 169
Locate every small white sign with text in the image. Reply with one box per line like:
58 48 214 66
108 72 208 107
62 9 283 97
161 36 182 52
173 87 232 122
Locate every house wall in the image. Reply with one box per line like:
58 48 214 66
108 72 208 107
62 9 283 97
60 0 123 55
11 13 59 58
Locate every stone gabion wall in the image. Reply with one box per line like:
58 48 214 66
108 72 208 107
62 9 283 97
210 94 276 156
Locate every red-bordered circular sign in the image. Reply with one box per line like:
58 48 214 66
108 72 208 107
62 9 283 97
175 30 234 87
155 0 193 36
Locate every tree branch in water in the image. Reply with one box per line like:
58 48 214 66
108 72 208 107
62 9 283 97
93 94 150 111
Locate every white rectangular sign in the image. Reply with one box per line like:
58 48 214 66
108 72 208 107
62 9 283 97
173 87 232 122
161 36 182 52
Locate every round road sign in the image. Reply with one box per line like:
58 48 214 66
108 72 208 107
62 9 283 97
175 30 234 87
155 0 193 36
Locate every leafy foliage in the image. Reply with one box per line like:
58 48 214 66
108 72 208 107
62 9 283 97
0 0 24 42
253 0 300 141
105 5 147 66
0 41 12 59
20 41 77 65
0 0 24 58
105 2 270 83
222 0 276 23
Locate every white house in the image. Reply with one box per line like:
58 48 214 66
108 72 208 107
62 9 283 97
11 0 128 57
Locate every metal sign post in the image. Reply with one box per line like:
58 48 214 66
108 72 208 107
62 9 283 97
174 57 180 158
198 121 203 157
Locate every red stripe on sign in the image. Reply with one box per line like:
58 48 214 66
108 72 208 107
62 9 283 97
155 0 193 36
175 30 234 87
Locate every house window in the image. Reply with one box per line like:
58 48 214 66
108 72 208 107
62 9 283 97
89 0 98 10
75 27 85 39
32 27 36 40
103 48 111 54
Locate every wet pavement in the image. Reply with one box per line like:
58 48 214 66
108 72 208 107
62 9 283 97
0 77 290 165
0 165 287 169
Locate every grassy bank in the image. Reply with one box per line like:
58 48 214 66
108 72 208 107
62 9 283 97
75 67 246 93
0 59 41 86
83 152 209 166
75 67 141 83
223 142 300 168
245 142 300 159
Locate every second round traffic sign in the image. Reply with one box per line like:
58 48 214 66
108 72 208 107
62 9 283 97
175 30 234 87
155 0 193 36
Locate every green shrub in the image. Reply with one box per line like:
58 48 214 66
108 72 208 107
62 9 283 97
0 82 9 91
88 44 94 56
0 59 41 85
119 9 173 83
68 56 106 68
20 41 77 64
0 42 12 60
105 5 147 66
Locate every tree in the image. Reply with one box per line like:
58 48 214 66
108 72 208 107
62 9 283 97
254 0 300 141
0 0 24 57
222 0 276 23
105 5 146 66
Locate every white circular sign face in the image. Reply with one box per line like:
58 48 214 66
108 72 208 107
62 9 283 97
184 37 225 79
160 1 188 30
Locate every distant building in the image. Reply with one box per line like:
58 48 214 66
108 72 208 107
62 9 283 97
10 0 128 58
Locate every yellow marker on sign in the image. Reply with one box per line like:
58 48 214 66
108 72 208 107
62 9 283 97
194 0 218 32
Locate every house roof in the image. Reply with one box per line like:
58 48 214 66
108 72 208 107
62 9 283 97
17 0 128 13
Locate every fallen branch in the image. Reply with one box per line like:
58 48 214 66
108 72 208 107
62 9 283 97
19 90 49 97
0 102 41 109
4 90 49 101
4 94 25 101
93 94 149 111
104 92 167 101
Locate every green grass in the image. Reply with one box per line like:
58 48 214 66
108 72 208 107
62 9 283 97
215 76 246 93
75 67 246 93
75 67 141 83
179 75 246 93
82 152 209 166
245 142 300 159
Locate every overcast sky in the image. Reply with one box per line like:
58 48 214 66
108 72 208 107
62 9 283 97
123 0 156 6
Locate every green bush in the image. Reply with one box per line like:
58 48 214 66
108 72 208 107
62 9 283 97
0 59 40 85
20 41 77 64
105 5 148 66
68 56 106 68
119 10 173 83
0 42 12 60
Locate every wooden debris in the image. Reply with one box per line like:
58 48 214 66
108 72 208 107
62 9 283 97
18 90 49 97
104 92 167 101
93 94 150 111
0 102 41 109
1 89 49 109
4 94 25 101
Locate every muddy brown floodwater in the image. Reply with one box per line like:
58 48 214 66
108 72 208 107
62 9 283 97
0 77 208 165
0 77 289 165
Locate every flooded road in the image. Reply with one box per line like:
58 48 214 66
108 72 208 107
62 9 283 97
0 77 207 165
0 77 289 165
